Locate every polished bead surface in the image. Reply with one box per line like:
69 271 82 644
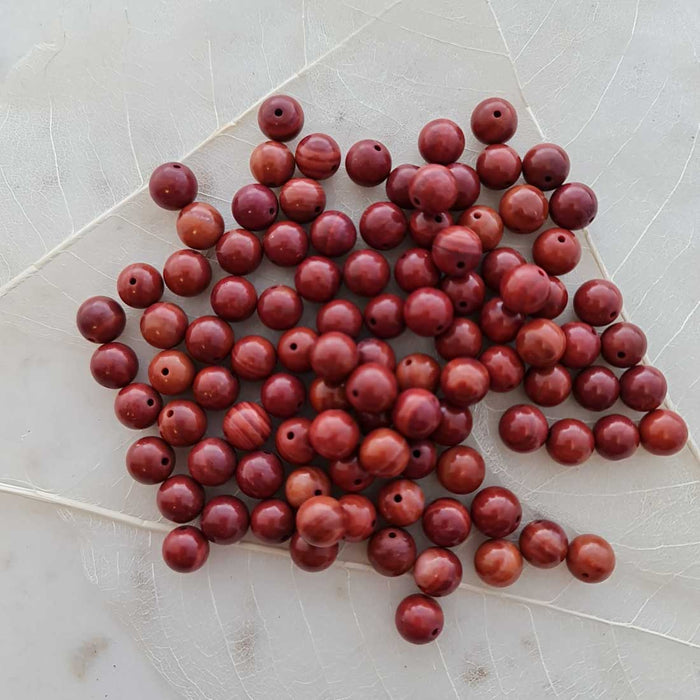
149 162 198 210
158 400 207 447
279 177 326 223
524 364 572 406
550 182 598 229
386 164 419 208
223 402 271 451
157 475 205 523
404 287 454 337
368 528 416 576
277 326 317 374
289 533 339 572
359 428 410 477
162 526 209 573
346 362 398 413
458 205 503 251
260 373 305 418
309 378 349 412
480 345 525 392
296 495 346 547
295 133 341 180
345 139 392 186
474 540 523 587
392 388 442 439
409 164 458 213
377 479 425 526
441 272 485 316
115 383 162 429
148 350 195 395
185 316 234 364
431 226 482 277
90 342 138 389
516 319 567 368
481 246 525 291
431 401 473 447
187 438 236 487
216 229 263 275
447 162 480 208
231 184 278 231
285 467 331 509
471 486 522 538
276 417 315 465
200 496 249 545
310 331 358 385
499 184 549 234
403 440 438 479
471 97 518 144
547 419 594 465
394 248 440 293
294 256 341 302
600 322 647 367
395 594 444 644
339 494 376 542
329 455 375 492
498 404 548 453
500 263 550 314
561 322 601 369
396 353 440 392
522 143 570 190
236 451 284 499
162 250 211 297
409 210 453 248
257 285 303 330
316 299 363 338
422 498 471 547
440 358 490 407
619 365 667 411
519 520 568 568
231 335 276 381
573 366 620 411
476 144 521 189
593 414 640 460
418 118 464 164
639 410 688 456
210 276 257 322
177 202 224 249
364 294 404 338
359 201 407 250
126 437 175 485
532 228 581 275
257 95 303 141
479 298 525 343
250 140 295 187
413 547 462 597
309 409 360 460
140 302 188 349
263 221 308 267
310 210 357 257
566 534 615 583
250 499 294 543
357 338 396 370
435 317 483 360
343 249 390 297
77 296 126 343
436 446 485 494
535 275 568 319
117 263 164 308
192 366 239 411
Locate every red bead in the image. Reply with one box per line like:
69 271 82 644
257 285 303 330
532 228 580 275
524 364 572 406
436 446 484 494
403 440 438 479
263 221 308 267
479 297 525 343
345 139 392 186
77 296 125 343
346 362 398 413
310 210 357 257
250 141 295 187
392 388 442 439
216 229 263 275
223 402 271 450
188 438 237 486
440 358 490 407
523 143 570 190
574 279 623 326
117 263 164 308
547 419 594 465
339 494 376 542
285 467 331 509
114 383 162 429
471 97 518 144
394 248 440 293
413 547 462 596
200 496 249 545
447 163 480 208
177 202 224 249
329 456 375 492
149 162 198 210
231 184 278 231
359 428 410 477
409 164 458 213
593 414 640 460
276 417 315 465
395 594 444 644
561 322 600 369
257 95 304 141
309 409 360 460
364 294 404 339
600 323 647 367
162 250 211 297
90 342 138 389
158 400 207 446
404 287 454 337
481 246 525 291
441 272 485 316
277 326 317 373
309 378 349 412
250 499 294 543
210 277 257 322
516 319 567 368
359 201 407 250
231 335 276 380
357 338 396 370
126 437 175 485
294 256 341 302
471 486 522 538
474 540 523 587
550 182 597 229
431 401 473 447
418 119 465 164
476 144 521 190
310 331 358 385
185 316 234 364
236 451 284 499
458 206 503 250
261 372 306 418
501 263 550 314
355 410 392 434
435 318 483 360
519 520 568 568
368 528 416 576
279 178 326 223
409 210 453 248
499 184 549 234
343 250 390 297
162 526 209 573
386 164 419 208
480 345 525 392
396 353 440 392
499 404 548 453
296 495 345 547
573 366 620 411
140 302 188 349
639 409 688 456
422 498 471 547
192 366 239 410
295 133 341 180
619 365 666 411
566 534 615 583
148 350 195 395
535 275 568 320
377 479 425 526
157 475 204 523
431 226 482 277
289 533 339 572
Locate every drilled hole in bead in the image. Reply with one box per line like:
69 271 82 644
412 449 421 458
456 261 465 269
515 515 521 525
314 489 322 496
405 358 412 365
369 317 377 326
582 572 589 578
431 628 439 636
459 301 467 308
353 478 362 485
331 163 339 171
617 351 625 359
436 324 443 331
393 494 403 503
610 311 616 318
286 431 295 440
161 368 169 375
388 531 397 538
147 399 155 406
544 175 552 183
352 390 359 397
269 208 275 215
371 519 376 527
558 235 566 243
374 144 381 151
129 277 137 285
166 410 174 418
297 401 303 408
274 108 283 117
413 197 421 206
493 110 502 118
173 164 181 169
473 212 481 219
434 215 443 223
161 457 169 465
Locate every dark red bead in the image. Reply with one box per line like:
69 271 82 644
409 210 453 248
409 164 458 213
329 456 375 492
574 279 623 326
566 534 615 583
223 402 271 450
519 520 568 568
177 202 224 249
200 496 249 545
435 318 482 360
192 366 239 410
149 162 198 210
367 528 416 576
310 210 357 257
162 250 211 297
447 163 480 208
260 372 306 418
359 201 407 250
436 446 484 494
441 272 485 316
276 417 315 465
639 410 688 456
364 294 404 339
431 225 482 277
158 400 207 446
481 246 525 291
285 467 331 509
236 451 283 499
250 499 294 543
148 350 195 395
386 164 419 208
404 287 453 337
474 540 523 587
619 365 667 411
524 364 572 406
550 182 597 229
499 184 549 234
346 362 398 413
476 144 521 190
573 366 620 411
532 228 581 275
231 335 276 380
257 285 303 330
140 302 188 349
210 276 257 322
547 419 594 465
359 428 410 477
403 440 438 479
310 331 358 385
593 414 640 460
277 326 317 373
279 178 326 223
77 296 126 343
231 184 278 231
257 95 304 141
516 319 567 368
535 275 568 320
250 141 295 187
296 495 345 547
396 353 440 392
480 345 525 392
295 133 341 180
500 263 550 314
345 139 392 186
162 526 209 573
561 322 601 369
392 388 442 439
377 479 425 526
395 594 444 644
459 205 503 251
157 475 204 523
498 404 548 453
479 297 525 343
185 316 234 364
471 97 518 144
422 498 471 547
523 143 570 190
263 221 308 267
418 119 465 164
431 401 473 447
357 338 396 370
356 410 392 434
126 436 175 484
440 358 490 407
290 533 339 572
394 248 440 292
115 383 162 429
471 486 522 538
413 547 462 597
188 438 237 486
600 323 647 367
309 378 349 412
309 409 360 460
340 494 377 542
90 342 138 389
117 263 163 308
343 250 390 297
294 256 341 302
215 229 263 275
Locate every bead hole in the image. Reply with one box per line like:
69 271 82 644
456 261 465 269
287 431 295 440
290 342 298 350
314 489 322 496
369 318 377 326
617 351 625 359
388 531 397 538
161 457 169 465
431 628 439 636
371 519 376 527
458 301 467 308
405 359 412 365
351 390 359 397
147 399 155 406
610 311 616 318
544 175 552 182
412 449 421 458
557 235 566 243
493 110 502 118
436 324 443 331
353 478 362 485
274 108 283 117
161 368 169 375
393 494 402 503
314 206 322 213
269 208 275 214
413 197 421 206
582 572 589 578
374 144 381 151
166 410 174 417
473 212 481 219
434 215 443 223
129 278 137 285
173 164 181 169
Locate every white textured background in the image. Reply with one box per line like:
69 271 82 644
1 1 699 698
